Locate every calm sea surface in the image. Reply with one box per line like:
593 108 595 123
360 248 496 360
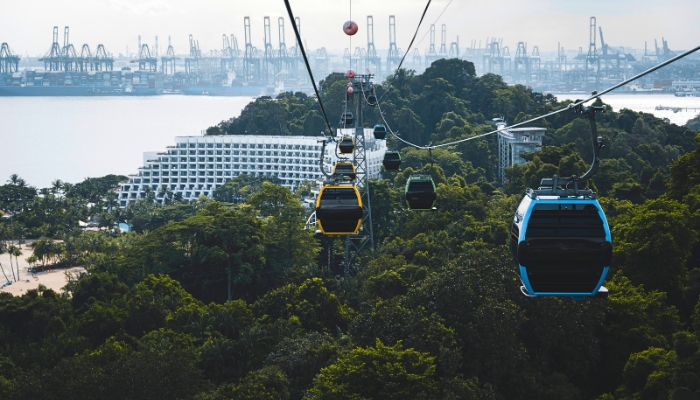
1 93 699 189
1 95 253 188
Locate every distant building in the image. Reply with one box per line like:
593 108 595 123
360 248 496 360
118 130 386 208
496 120 546 185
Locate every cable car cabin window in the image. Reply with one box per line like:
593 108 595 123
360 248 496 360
319 189 358 207
520 202 611 293
525 204 605 239
406 181 434 193
510 223 520 261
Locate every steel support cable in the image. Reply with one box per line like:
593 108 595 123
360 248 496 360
283 0 334 138
378 44 700 151
359 81 424 149
415 0 453 48
376 0 433 103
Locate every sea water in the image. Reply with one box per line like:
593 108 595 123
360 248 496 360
1 95 253 188
1 93 698 189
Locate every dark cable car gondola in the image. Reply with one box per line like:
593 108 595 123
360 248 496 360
338 136 355 154
338 136 354 154
341 112 354 126
382 151 401 170
333 161 356 180
367 93 378 106
511 104 612 299
405 175 437 210
373 124 387 140
315 185 363 236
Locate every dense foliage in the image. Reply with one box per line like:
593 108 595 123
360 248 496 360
2 59 700 399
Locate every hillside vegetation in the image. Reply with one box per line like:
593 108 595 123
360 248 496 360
1 59 700 399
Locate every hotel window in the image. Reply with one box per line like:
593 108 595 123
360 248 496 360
198 144 205 148
216 151 222 155
224 144 230 148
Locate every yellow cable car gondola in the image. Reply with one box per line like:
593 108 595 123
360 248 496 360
333 161 356 180
315 185 363 236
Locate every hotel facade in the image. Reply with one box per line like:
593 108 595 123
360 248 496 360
118 129 387 208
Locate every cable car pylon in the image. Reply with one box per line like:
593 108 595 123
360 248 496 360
343 73 375 278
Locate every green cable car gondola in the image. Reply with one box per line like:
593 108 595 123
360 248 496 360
405 175 437 210
315 185 363 236
373 124 387 140
338 136 354 154
382 151 401 170
333 161 356 180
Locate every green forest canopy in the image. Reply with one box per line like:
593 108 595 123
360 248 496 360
1 58 700 399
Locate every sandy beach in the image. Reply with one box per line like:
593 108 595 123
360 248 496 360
0 241 84 296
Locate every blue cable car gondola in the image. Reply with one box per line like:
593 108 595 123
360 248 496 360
511 187 612 299
511 104 611 299
373 125 387 140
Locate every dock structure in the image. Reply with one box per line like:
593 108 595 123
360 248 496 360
4 15 699 94
0 43 19 74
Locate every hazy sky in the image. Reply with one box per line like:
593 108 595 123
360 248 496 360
1 0 699 57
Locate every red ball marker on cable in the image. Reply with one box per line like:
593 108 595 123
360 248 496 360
343 21 358 36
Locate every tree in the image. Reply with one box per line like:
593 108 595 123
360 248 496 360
688 114 700 131
420 58 476 94
612 198 697 301
249 182 319 272
265 332 349 400
309 340 438 400
253 278 352 333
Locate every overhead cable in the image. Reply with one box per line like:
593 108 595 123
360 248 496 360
283 0 334 138
377 0 433 103
380 44 700 150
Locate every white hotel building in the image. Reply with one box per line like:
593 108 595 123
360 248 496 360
117 129 387 208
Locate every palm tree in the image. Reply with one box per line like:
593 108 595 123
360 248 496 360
51 179 63 196
62 182 73 196
6 245 17 281
7 174 26 187
12 246 21 280
0 243 11 283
